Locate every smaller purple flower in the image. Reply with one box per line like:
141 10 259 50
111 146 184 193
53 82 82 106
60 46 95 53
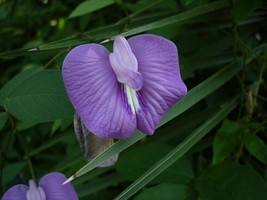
2 172 78 200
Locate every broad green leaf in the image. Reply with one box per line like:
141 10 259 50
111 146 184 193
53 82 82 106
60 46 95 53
212 119 242 165
114 96 239 200
3 162 27 187
0 68 42 106
244 134 267 164
195 162 267 200
69 0 115 19
233 0 261 22
116 143 193 184
0 112 8 130
67 63 242 181
3 70 74 122
134 183 196 200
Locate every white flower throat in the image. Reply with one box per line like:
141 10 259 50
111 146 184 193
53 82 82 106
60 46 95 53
109 36 143 113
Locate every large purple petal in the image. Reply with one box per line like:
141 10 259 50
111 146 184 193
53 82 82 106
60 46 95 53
63 44 136 138
39 172 78 200
2 184 28 200
128 34 187 134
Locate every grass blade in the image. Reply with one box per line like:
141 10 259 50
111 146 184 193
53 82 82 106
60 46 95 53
114 0 229 38
114 96 240 200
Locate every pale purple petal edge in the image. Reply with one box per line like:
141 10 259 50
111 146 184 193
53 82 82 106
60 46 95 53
2 184 28 200
39 172 78 200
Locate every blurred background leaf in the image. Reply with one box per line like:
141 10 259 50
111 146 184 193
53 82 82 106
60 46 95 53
195 162 267 200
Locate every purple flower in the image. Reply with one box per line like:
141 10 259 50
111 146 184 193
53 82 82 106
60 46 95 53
2 172 78 200
63 34 187 139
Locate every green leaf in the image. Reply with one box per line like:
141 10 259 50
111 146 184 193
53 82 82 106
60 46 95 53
233 0 261 22
212 119 242 165
244 134 267 164
195 162 267 200
68 63 242 180
116 143 194 184
134 183 196 200
3 162 27 187
114 96 239 200
0 112 8 130
69 0 115 19
0 68 43 106
3 69 74 122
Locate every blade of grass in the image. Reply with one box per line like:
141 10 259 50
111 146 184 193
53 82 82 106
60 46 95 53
113 0 229 38
114 95 240 200
160 63 240 125
65 63 242 182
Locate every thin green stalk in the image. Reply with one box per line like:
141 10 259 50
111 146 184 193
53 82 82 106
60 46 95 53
0 117 13 195
10 117 36 181
16 131 36 181
44 48 70 69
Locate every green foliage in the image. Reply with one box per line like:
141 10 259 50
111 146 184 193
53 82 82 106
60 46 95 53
212 119 242 164
232 0 261 22
0 0 267 199
244 134 267 164
195 162 267 200
0 112 8 130
2 162 27 187
116 143 194 184
1 69 74 122
69 0 116 19
0 68 43 106
134 183 196 200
